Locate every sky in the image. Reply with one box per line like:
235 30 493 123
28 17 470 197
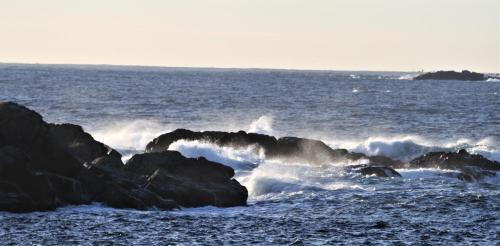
1 0 499 72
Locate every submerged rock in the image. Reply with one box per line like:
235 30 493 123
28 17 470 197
0 102 246 212
359 166 402 178
457 166 497 182
347 164 402 178
413 70 485 81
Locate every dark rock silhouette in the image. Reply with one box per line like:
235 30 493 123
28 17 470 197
413 70 485 81
0 102 246 213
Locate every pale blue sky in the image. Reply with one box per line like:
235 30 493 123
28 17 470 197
1 0 499 72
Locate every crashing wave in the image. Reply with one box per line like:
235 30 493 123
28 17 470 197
247 115 273 135
328 136 500 162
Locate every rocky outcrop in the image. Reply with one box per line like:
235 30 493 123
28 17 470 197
0 102 247 213
413 70 485 81
408 149 498 182
125 151 247 207
409 149 499 171
145 129 403 167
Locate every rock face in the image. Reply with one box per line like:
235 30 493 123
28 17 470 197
413 70 485 81
0 102 247 213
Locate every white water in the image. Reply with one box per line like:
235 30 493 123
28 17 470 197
247 115 273 135
88 116 500 164
86 116 500 198
328 135 500 162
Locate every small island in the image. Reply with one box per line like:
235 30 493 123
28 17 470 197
413 70 485 81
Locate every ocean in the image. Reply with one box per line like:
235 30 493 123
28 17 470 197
0 63 499 245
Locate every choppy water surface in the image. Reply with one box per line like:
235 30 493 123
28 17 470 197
0 64 499 245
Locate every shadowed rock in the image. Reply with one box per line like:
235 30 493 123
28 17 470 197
0 102 246 212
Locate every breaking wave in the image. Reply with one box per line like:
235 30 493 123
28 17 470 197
168 140 264 171
329 136 500 162
88 116 500 165
87 116 499 197
398 74 416 80
247 115 273 135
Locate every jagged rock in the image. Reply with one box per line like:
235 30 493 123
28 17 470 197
125 151 248 207
413 70 485 81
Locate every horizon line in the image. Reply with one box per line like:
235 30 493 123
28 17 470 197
0 61 498 74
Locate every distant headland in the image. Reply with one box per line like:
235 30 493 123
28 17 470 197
413 70 496 81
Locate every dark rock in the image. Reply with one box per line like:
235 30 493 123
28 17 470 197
47 174 91 205
0 102 49 149
357 165 402 177
145 129 277 154
409 149 499 171
147 129 364 164
49 123 122 164
0 146 57 211
125 151 248 207
373 221 389 229
0 181 35 213
413 70 485 81
0 102 252 212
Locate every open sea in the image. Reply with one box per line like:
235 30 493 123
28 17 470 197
0 63 499 245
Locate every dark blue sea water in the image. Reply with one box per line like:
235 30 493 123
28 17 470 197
0 64 499 245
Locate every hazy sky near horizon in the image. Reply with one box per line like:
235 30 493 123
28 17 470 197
1 0 499 72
